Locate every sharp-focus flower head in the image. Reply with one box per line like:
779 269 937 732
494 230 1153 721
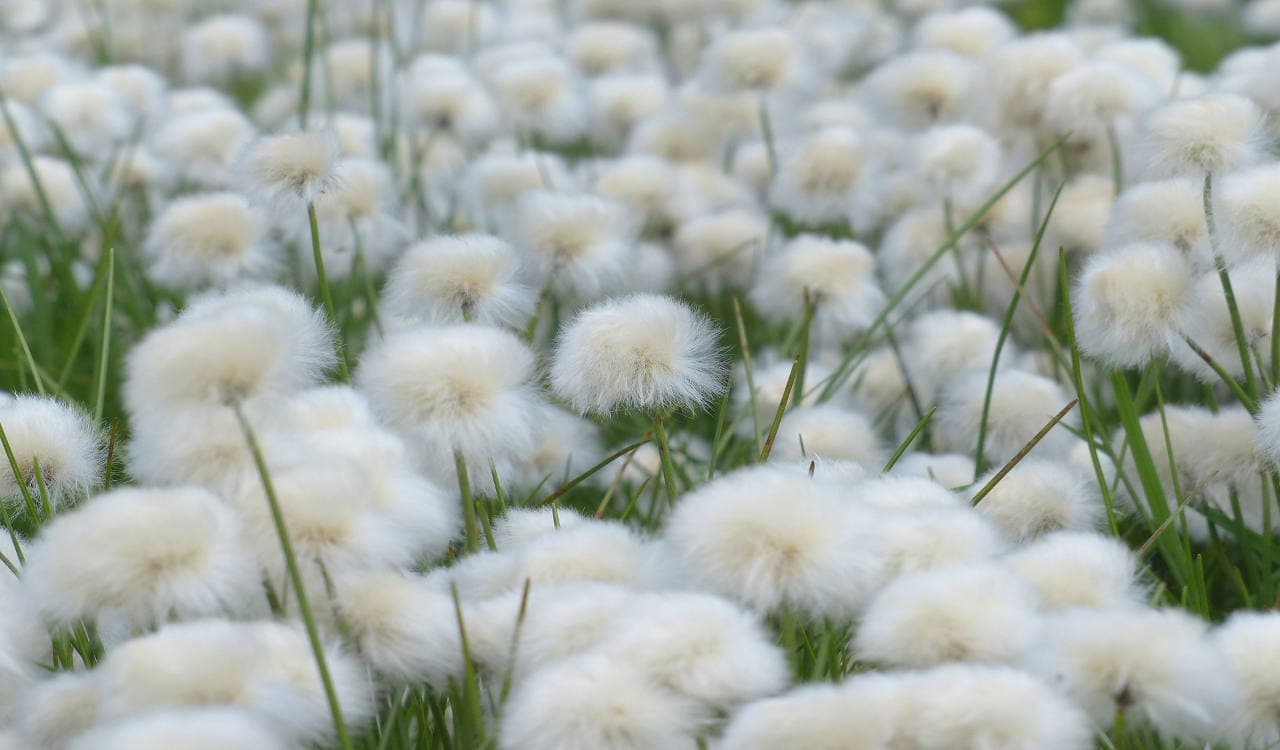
243 129 340 205
382 234 534 329
0 395 102 511
552 293 724 414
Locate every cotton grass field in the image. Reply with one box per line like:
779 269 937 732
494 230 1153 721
5 0 1280 748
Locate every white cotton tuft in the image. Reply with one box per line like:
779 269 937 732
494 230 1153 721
862 50 975 128
381 234 534 329
142 192 274 290
769 404 881 466
598 591 789 708
15 672 102 748
671 209 768 291
552 294 724 414
516 404 605 489
914 124 1001 201
850 475 963 510
357 323 539 474
124 285 334 419
1171 258 1276 381
902 309 1004 403
716 674 907 749
1005 531 1141 610
0 577 44 722
982 34 1082 133
1044 174 1114 255
500 653 701 750
0 156 92 234
700 28 804 94
1214 611 1280 748
67 708 288 750
898 664 1093 750
510 521 654 590
181 14 271 83
855 562 1041 668
0 395 102 512
1218 163 1280 262
242 129 340 206
934 369 1079 465
1073 242 1191 368
1104 179 1209 264
491 507 589 550
1137 93 1268 178
512 190 635 296
913 7 1016 57
664 465 884 618
1028 607 1241 741
335 570 464 689
153 108 256 189
750 235 884 341
1255 389 1280 468
889 452 976 490
876 505 1007 583
973 459 1101 543
767 127 867 229
22 486 260 630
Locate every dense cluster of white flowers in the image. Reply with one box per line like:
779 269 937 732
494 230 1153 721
7 0 1280 748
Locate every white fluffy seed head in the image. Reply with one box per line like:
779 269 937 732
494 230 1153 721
664 465 884 618
16 672 102 748
335 570 463 689
898 664 1093 750
855 561 1041 668
500 653 701 750
875 505 1007 583
1044 173 1114 255
718 675 907 749
0 156 91 234
863 50 975 128
1006 531 1141 610
1219 163 1280 261
982 33 1082 133
750 235 884 341
913 7 1016 57
1029 607 1241 740
770 404 881 466
38 79 134 155
671 209 768 291
1105 179 1209 263
1255 389 1280 468
181 14 271 83
357 323 538 468
888 453 977 490
0 395 102 510
242 129 340 205
914 124 1001 201
1138 93 1268 178
142 192 273 290
1172 258 1276 381
382 234 534 329
700 28 801 94
154 107 257 189
1074 242 1191 368
513 189 635 296
903 309 1004 402
124 285 335 417
768 127 866 228
934 369 1079 464
849 475 963 510
1042 62 1156 146
22 485 259 630
599 591 789 708
973 459 1101 543
1214 611 1280 747
552 294 724 414
67 708 288 750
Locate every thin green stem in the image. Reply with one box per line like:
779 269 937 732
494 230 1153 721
652 413 679 508
1204 172 1259 401
92 247 114 423
455 449 478 554
307 201 350 381
299 0 320 129
792 294 815 408
232 401 351 750
758 95 777 177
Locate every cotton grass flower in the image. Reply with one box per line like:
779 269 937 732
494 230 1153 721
552 293 724 415
671 209 768 290
141 192 274 290
15 672 102 748
934 368 1079 464
1005 531 1142 610
243 129 340 206
1104 179 1209 261
381 234 533 328
767 127 868 229
972 459 1101 543
770 404 881 466
500 653 701 750
1213 611 1280 747
1029 607 1241 741
914 124 1001 202
513 189 636 297
22 486 260 630
700 28 803 95
597 591 789 709
1074 242 1192 368
899 664 1093 750
716 675 906 750
181 14 271 83
0 156 92 234
1171 258 1275 381
875 505 1007 583
124 285 335 418
67 708 288 750
664 465 883 618
0 395 101 512
1138 93 1268 179
153 108 256 189
750 235 885 343
854 562 1041 668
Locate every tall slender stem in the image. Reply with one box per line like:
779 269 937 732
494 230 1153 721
232 401 351 750
652 413 679 508
455 449 478 553
1204 172 1259 400
307 201 350 381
